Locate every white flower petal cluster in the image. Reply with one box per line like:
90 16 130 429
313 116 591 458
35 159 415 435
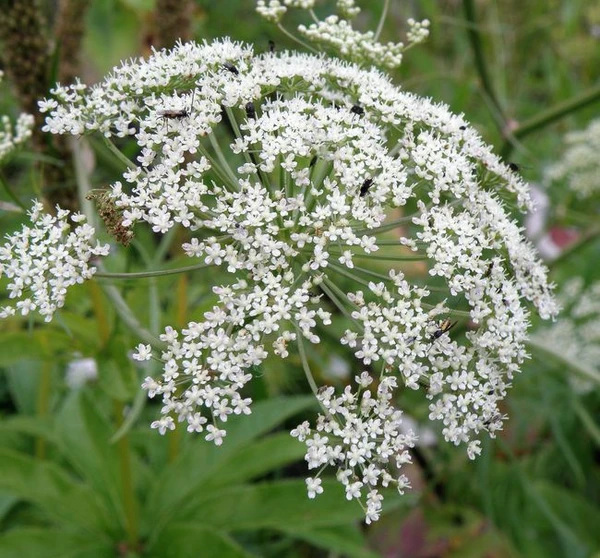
0 201 109 322
298 15 406 69
0 113 35 163
292 372 416 523
66 357 98 389
546 118 600 199
40 39 557 520
0 69 34 163
533 278 600 394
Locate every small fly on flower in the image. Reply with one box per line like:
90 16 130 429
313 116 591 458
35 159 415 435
223 62 240 75
430 319 458 342
157 90 196 121
245 101 256 119
359 178 373 197
350 104 364 116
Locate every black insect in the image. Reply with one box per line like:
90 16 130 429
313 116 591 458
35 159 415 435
430 319 458 342
223 62 239 75
268 40 275 53
459 125 466 130
158 108 189 120
309 155 318 167
245 102 256 119
484 261 493 278
158 89 196 121
350 104 364 116
359 178 373 197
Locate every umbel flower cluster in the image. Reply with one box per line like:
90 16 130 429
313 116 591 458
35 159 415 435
0 202 109 321
0 71 35 164
39 38 558 520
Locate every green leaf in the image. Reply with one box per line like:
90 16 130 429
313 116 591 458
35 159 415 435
200 432 306 489
0 333 45 366
3 360 44 415
54 391 126 532
535 481 600 550
0 415 59 447
0 492 19 524
283 525 379 558
0 527 113 558
173 479 367 530
147 396 314 521
147 524 254 558
97 338 139 401
0 448 113 534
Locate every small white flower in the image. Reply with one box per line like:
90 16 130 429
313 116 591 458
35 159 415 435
132 344 153 361
306 477 323 498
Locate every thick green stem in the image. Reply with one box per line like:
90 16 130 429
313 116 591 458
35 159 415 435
35 350 52 460
501 83 600 158
98 278 165 349
462 0 505 128
114 399 139 550
95 262 213 280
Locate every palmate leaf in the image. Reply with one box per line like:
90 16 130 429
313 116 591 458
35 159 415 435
0 527 113 558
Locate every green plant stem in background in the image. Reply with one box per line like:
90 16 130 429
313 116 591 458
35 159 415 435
549 226 600 272
526 338 600 385
35 341 52 460
462 0 506 130
95 262 213 280
98 278 165 349
501 83 600 158
114 399 139 551
374 0 390 42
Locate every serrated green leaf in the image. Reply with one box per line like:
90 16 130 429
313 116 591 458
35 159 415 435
0 527 113 558
146 524 254 558
0 448 113 534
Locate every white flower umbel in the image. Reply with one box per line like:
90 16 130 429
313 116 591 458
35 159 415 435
41 39 557 520
0 201 110 322
256 1 429 69
293 372 416 523
0 70 34 163
546 118 600 200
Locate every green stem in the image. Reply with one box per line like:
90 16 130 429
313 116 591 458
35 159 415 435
95 261 213 280
462 0 505 128
115 399 139 550
296 332 326 415
99 279 165 349
501 83 600 158
70 136 96 227
549 226 600 272
35 351 52 460
276 23 319 53
374 0 389 41
101 135 139 171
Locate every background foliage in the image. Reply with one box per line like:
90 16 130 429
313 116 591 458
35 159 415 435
0 0 599 556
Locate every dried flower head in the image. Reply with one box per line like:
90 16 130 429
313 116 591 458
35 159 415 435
41 38 557 519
